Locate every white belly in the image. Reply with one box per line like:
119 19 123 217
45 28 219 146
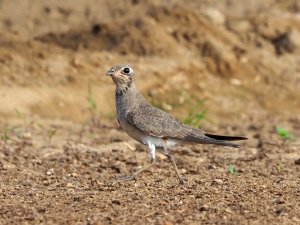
119 118 181 149
141 135 181 149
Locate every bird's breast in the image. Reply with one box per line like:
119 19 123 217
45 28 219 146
118 117 144 143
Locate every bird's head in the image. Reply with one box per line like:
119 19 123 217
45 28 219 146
106 65 135 95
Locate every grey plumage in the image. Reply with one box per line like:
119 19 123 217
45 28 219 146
124 97 242 148
107 64 246 184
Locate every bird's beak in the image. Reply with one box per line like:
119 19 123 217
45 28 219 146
106 70 114 76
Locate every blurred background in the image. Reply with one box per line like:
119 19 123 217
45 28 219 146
1 1 300 224
1 0 300 127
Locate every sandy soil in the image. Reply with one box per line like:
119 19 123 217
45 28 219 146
0 0 300 224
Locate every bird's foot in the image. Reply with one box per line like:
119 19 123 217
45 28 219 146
116 174 137 182
178 176 187 186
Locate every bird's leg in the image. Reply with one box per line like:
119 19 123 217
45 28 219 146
116 142 156 182
163 151 185 185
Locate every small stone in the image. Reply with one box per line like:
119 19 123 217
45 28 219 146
181 168 187 174
198 204 209 211
292 216 300 222
294 158 300 165
213 178 223 184
231 79 242 86
203 8 225 25
71 173 78 177
23 131 31 139
46 168 54 176
66 182 74 188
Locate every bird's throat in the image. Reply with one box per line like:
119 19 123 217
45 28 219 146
115 81 133 96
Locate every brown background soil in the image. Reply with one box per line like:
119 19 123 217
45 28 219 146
0 0 299 224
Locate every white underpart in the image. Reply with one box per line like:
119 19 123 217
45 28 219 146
147 141 156 161
118 118 181 159
143 135 181 158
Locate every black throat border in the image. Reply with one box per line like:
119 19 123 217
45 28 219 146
115 78 132 96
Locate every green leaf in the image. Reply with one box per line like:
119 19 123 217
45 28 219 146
48 129 57 139
15 109 23 119
276 163 284 172
229 163 235 175
276 127 292 140
2 127 9 143
183 110 207 128
87 84 98 113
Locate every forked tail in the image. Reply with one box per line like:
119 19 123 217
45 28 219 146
204 133 247 141
184 133 247 148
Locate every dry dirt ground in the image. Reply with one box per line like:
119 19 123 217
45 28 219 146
0 0 300 224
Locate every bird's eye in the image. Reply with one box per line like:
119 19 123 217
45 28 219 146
123 67 130 74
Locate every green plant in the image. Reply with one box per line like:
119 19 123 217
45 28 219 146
87 84 100 126
184 111 207 128
15 109 23 119
15 109 27 130
47 129 57 146
229 163 236 175
2 127 9 143
276 127 292 140
184 100 207 128
276 162 284 172
87 84 98 114
105 112 116 121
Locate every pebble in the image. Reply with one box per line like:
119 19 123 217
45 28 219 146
203 8 225 25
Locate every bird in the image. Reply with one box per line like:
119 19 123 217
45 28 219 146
106 64 247 185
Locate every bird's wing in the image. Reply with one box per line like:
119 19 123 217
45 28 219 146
126 103 194 139
125 103 245 147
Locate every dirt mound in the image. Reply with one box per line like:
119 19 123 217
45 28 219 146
1 1 300 123
36 4 242 76
37 14 177 56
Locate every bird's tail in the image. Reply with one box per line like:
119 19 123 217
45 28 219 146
204 133 247 141
184 133 247 148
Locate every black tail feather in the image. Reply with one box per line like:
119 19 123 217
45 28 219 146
205 133 247 141
183 133 245 148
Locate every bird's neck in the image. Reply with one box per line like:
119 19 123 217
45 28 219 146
115 80 135 97
115 82 138 117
